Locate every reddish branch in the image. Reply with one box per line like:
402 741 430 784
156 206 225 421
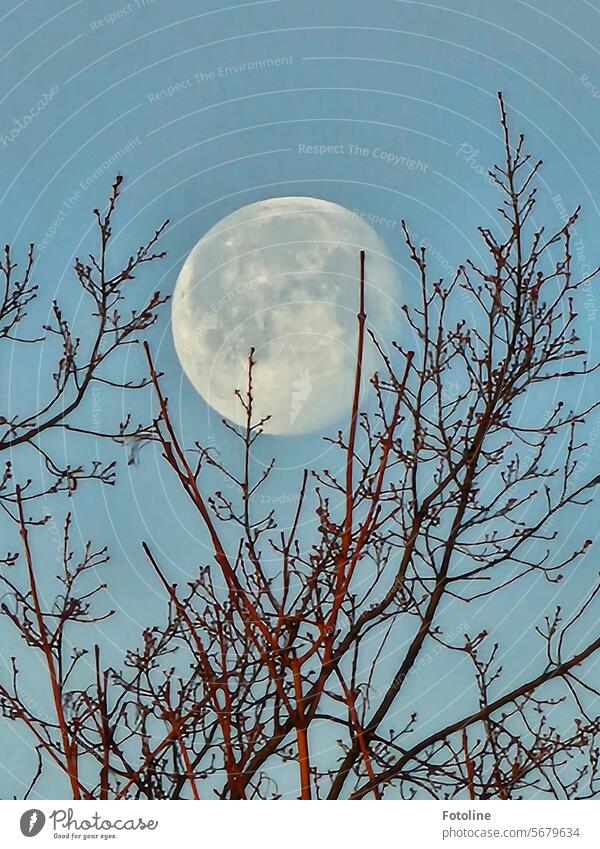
2 94 600 800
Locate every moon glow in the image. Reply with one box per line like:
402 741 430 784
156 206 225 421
172 197 399 435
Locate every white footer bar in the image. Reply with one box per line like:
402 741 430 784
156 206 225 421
2 800 597 847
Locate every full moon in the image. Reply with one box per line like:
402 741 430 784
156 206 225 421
171 197 399 435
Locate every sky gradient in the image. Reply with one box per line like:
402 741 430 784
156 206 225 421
2 0 600 798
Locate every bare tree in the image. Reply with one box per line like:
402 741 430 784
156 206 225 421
2 94 600 800
0 174 168 510
0 176 168 798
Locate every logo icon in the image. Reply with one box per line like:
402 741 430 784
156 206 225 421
19 810 45 837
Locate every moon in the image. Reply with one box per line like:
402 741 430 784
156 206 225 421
171 197 399 435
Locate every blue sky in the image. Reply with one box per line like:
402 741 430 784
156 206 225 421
2 0 600 797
